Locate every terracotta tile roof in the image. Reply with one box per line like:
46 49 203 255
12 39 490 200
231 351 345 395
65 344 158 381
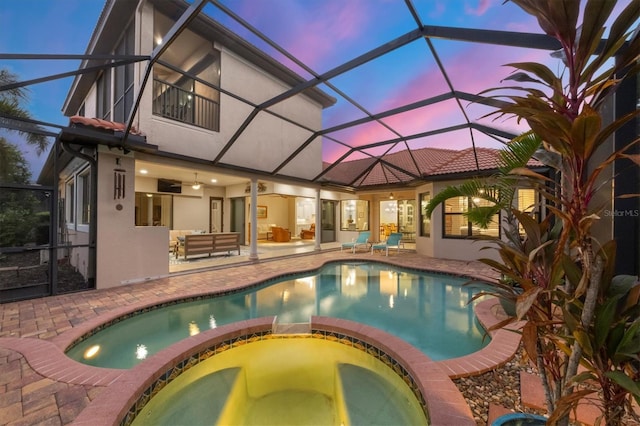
412 147 460 175
69 115 145 136
322 146 544 186
429 147 498 175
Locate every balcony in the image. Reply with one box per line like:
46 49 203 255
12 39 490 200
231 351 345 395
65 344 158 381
152 79 219 131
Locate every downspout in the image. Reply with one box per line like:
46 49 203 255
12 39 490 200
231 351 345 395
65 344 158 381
61 142 97 289
50 139 60 295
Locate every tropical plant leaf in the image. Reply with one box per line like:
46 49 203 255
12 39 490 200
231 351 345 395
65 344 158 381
576 0 613 70
521 320 539 362
621 153 640 166
570 105 601 159
499 131 542 173
570 370 598 385
615 319 640 358
598 0 640 73
502 71 543 85
593 298 617 350
603 370 640 395
548 389 596 425
561 254 581 290
599 240 617 296
502 62 558 87
508 167 552 182
561 304 580 334
517 287 542 320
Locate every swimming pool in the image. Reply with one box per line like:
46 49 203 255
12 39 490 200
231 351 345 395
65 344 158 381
66 261 489 369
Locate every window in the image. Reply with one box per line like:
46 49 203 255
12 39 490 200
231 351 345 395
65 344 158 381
152 11 221 131
66 179 75 224
517 188 539 235
420 192 431 237
113 23 135 123
135 193 173 227
340 200 369 231
443 196 500 238
79 169 91 224
96 68 111 120
397 199 415 241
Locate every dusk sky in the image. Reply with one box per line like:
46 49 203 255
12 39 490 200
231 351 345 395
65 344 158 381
0 0 633 177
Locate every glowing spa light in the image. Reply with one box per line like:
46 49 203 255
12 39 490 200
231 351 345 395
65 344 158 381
135 344 148 360
209 315 217 329
404 288 408 298
282 289 290 303
140 169 148 174
189 321 200 336
83 345 100 359
389 294 395 308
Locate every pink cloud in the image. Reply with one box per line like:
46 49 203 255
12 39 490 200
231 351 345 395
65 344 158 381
464 0 492 16
237 0 371 70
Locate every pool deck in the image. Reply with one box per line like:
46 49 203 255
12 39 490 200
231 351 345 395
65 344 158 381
0 248 521 425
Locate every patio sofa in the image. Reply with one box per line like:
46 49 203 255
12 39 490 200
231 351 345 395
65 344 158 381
169 229 200 253
255 223 277 240
176 232 241 260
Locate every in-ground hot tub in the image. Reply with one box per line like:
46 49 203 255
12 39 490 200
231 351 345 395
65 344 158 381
71 317 476 425
133 338 427 425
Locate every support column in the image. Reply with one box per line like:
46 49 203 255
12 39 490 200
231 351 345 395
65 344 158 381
249 178 259 261
146 195 153 226
314 188 321 251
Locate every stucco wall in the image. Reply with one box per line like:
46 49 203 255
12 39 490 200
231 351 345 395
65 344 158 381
134 2 324 182
96 150 169 288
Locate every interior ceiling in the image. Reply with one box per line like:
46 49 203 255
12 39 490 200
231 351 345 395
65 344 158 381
135 160 246 188
1 0 628 191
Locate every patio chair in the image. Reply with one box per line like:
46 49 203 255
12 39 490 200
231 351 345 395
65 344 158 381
300 223 315 239
371 232 403 256
341 231 371 253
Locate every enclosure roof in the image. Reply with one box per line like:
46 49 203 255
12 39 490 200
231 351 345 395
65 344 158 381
3 0 632 190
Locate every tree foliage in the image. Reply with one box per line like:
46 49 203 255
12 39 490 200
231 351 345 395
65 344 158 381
426 1 640 424
0 69 51 249
0 69 49 154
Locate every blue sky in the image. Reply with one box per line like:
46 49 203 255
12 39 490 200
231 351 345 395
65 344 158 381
0 0 633 177
1 0 105 175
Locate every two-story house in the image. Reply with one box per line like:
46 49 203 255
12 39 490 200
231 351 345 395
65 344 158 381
33 0 635 296
39 0 338 288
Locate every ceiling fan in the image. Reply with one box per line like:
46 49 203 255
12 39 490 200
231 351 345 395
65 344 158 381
189 173 202 190
170 172 202 189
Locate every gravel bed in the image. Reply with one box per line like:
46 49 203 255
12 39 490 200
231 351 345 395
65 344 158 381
454 347 640 426
453 348 538 425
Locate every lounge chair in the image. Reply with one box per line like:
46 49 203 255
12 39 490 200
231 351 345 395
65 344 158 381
300 224 315 239
371 232 403 256
341 231 371 253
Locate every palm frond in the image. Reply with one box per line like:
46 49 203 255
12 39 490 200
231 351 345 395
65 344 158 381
423 178 501 218
499 131 542 174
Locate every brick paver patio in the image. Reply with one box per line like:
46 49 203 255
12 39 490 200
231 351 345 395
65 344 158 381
1 249 515 425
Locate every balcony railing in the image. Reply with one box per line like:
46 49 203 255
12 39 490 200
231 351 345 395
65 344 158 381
152 79 220 131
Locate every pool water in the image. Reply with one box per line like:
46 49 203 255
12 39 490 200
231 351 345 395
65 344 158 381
131 338 428 426
67 262 489 368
